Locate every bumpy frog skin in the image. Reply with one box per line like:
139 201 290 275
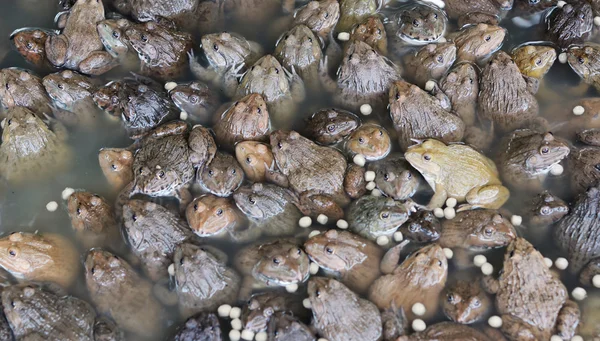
443 279 491 324
42 70 98 125
346 196 413 241
168 81 219 125
526 190 569 227
67 191 119 249
451 23 505 62
546 2 593 49
390 2 447 44
242 292 310 333
405 139 509 211
275 24 322 91
351 16 388 55
398 210 441 243
0 232 79 288
404 42 457 88
97 18 134 61
198 152 244 197
171 313 222 341
345 123 391 161
368 154 420 200
10 28 53 68
0 68 54 116
213 94 271 147
440 61 479 126
512 44 557 79
293 0 340 40
440 209 516 250
567 43 600 92
336 0 378 33
305 108 361 146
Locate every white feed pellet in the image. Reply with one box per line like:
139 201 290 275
179 111 188 120
364 171 376 182
595 16 600 26
376 236 390 246
353 154 366 166
310 262 320 275
240 329 255 341
164 82 177 91
217 304 232 317
558 52 567 64
412 319 426 332
393 231 404 242
445 198 457 208
337 32 350 41
360 104 372 116
474 255 487 267
336 219 349 229
229 330 241 341
443 207 456 220
593 274 600 288
433 207 445 218
411 303 426 316
544 258 553 268
303 298 312 309
308 230 321 238
365 181 376 191
488 316 502 328
229 307 241 319
571 335 584 341
317 339 329 341
61 187 75 200
557 0 566 8
371 189 382 197
511 215 522 227
286 284 298 293
555 257 569 270
0 118 5 129
168 264 175 276
231 318 242 331
550 336 563 341
299 216 312 228
443 248 454 259
46 201 58 212
255 331 268 341
424 80 435 91
573 105 585 115
317 214 328 225
481 263 494 275
550 164 564 176
572 287 587 301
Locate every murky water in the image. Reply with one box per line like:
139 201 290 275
0 0 599 340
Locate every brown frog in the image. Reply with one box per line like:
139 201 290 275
0 232 79 289
42 70 99 126
234 239 310 299
0 68 53 116
577 128 600 146
189 32 263 98
385 2 447 47
304 229 383 293
98 148 134 192
449 23 506 62
344 123 391 161
10 28 54 69
122 199 194 280
235 141 275 183
567 43 600 92
305 108 360 146
545 2 593 50
497 130 570 191
512 44 557 80
398 210 441 243
67 191 120 249
84 249 163 338
0 106 71 184
308 276 382 341
346 195 414 242
96 18 137 65
225 0 295 26
266 312 315 341
185 195 245 240
336 0 378 33
45 0 116 75
525 190 569 227
368 243 448 320
351 16 388 55
2 283 98 340
444 0 504 19
124 21 193 81
344 163 368 199
213 94 271 147
482 238 580 340
242 291 310 333
293 0 341 41
368 154 419 200
479 51 540 133
168 81 219 125
397 322 493 341
440 61 479 126
440 209 516 250
568 146 600 194
389 80 465 151
443 279 492 324
170 313 222 341
404 42 457 88
320 40 401 113
457 12 501 27
173 243 241 317
198 152 244 197
275 25 323 91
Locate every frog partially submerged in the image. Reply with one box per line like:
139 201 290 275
197 152 244 197
545 1 593 50
567 43 600 92
235 141 275 183
305 108 360 146
42 70 99 126
525 190 568 227
186 195 246 240
98 148 134 191
404 42 457 89
344 123 391 161
449 23 506 62
440 209 516 250
10 27 55 69
398 210 441 243
170 313 222 341
67 191 120 249
275 25 323 91
45 0 117 75
266 312 315 341
173 243 241 317
242 292 310 333
512 44 557 80
351 16 388 55
568 146 600 194
0 107 71 184
368 154 420 200
336 0 378 33
0 68 54 116
396 322 493 341
168 81 219 125
405 139 510 211
293 0 340 42
385 1 447 49
482 238 580 340
304 229 383 293
213 94 271 147
96 18 137 65
443 278 492 324
440 61 479 126
346 195 414 242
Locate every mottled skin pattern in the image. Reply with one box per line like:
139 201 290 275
0 68 53 116
305 108 360 145
67 191 119 249
84 249 163 338
293 0 340 41
173 243 241 318
440 209 516 250
482 238 580 340
388 2 446 44
213 94 271 147
567 43 600 92
266 312 315 341
170 313 222 341
308 277 382 341
444 0 502 19
450 24 505 62
10 28 53 68
440 62 479 126
546 2 593 49
274 25 322 90
345 123 391 161
2 283 96 340
242 292 309 333
336 0 378 33
398 210 441 243
350 16 388 55
346 195 412 241
368 154 419 200
404 42 457 88
443 279 491 324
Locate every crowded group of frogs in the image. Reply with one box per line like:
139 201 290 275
2 0 600 340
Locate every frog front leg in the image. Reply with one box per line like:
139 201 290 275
222 63 245 98
79 51 119 76
45 34 69 67
428 81 452 111
297 192 344 220
174 186 192 214
284 66 306 103
457 184 510 212
554 299 580 340
188 51 219 84
481 275 499 294
424 183 448 210
380 240 410 274
500 314 542 341
318 56 338 93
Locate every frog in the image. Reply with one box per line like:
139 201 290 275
389 80 465 151
497 130 570 191
368 154 420 201
368 243 448 320
225 0 295 26
405 139 510 211
96 18 141 69
567 43 600 93
0 308 11 341
266 312 315 341
449 23 506 62
305 108 360 146
344 123 391 161
189 32 263 98
242 292 310 333
444 0 505 20
173 242 241 318
350 16 388 56
577 128 600 146
440 209 516 250
482 238 580 340
84 249 164 338
404 42 457 89
0 107 72 184
67 191 120 249
385 1 447 50
396 322 493 341
478 51 540 133
170 313 222 341
458 12 501 27
343 163 368 199
168 81 219 125
198 152 244 197
132 122 215 208
10 27 55 69
320 40 401 113
525 190 568 227
398 210 441 243
45 0 117 75
98 148 134 192
234 239 310 299
304 229 383 293
443 278 492 324
346 195 414 242
186 195 246 240
293 0 341 42
336 0 378 33
275 25 323 91
233 183 301 239
2 283 98 340
236 55 306 126
578 291 600 340
213 94 271 147
0 232 79 289
0 68 54 116
545 1 593 50
568 146 600 194
42 70 99 126
235 141 275 183
511 44 557 80
308 276 382 341
440 61 479 126
124 21 194 81
122 199 194 281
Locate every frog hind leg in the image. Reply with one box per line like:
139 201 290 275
500 314 544 341
298 192 344 220
78 51 119 76
555 299 580 340
188 50 219 85
174 186 192 214
45 34 69 67
579 257 600 286
318 56 338 93
457 185 510 212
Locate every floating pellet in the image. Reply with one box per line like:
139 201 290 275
46 201 58 212
317 214 329 225
360 104 373 116
557 0 566 8
393 231 404 242
481 263 494 275
218 304 232 317
443 207 456 220
571 335 584 341
61 187 75 200
0 118 5 129
303 298 312 309
445 198 457 208
573 105 585 115
572 287 587 301
411 302 426 316
336 219 349 229
371 189 382 197
433 208 444 218
168 264 175 276
412 319 426 332
595 16 600 26
299 216 312 228
550 164 564 176
317 338 329 341
364 171 376 182
231 318 242 330
554 257 569 270
544 258 553 268
511 215 522 227
309 262 320 275
488 316 502 328
376 236 390 246
550 336 563 341
443 248 453 259
308 230 321 238
255 331 268 341
164 82 177 91
474 255 487 267
180 111 188 120
286 284 298 293
558 52 567 64
229 307 241 319
241 329 255 341
353 154 366 166
593 274 600 288
337 32 350 41
365 181 376 191
229 330 241 341
424 80 435 91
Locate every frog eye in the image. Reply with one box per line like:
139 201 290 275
76 206 82 215
277 142 283 149
412 19 421 27
540 205 551 215
432 13 438 19
138 168 143 174
326 247 334 254
257 107 261 114
358 137 365 144
194 203 198 211
208 169 214 176
308 37 313 43
484 227 494 237
436 55 444 63
535 58 542 66
275 68 280 74
112 30 120 38
377 29 382 34
272 257 281 264
326 124 335 132
423 154 432 161
316 290 321 297
395 92 401 100
580 13 586 20
469 78 474 84
324 12 329 18
111 164 117 170
216 208 223 216
380 211 390 219
248 196 256 204
578 56 585 64
484 35 491 42
379 130 384 136
189 95 199 104
471 298 481 308
157 170 165 178
90 267 96 274
540 146 549 154
111 96 119 104
132 214 137 222
231 168 236 175
8 248 18 257
245 157 252 164
437 260 443 266
213 44 219 51
25 42 33 50
6 119 11 126
409 224 419 232
384 173 390 181
140 34 148 42
595 164 600 171
446 294 456 304
57 83 64 90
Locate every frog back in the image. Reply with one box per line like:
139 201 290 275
441 144 501 196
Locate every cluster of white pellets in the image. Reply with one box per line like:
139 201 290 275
473 255 494 275
432 198 458 220
218 305 269 341
46 187 77 212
